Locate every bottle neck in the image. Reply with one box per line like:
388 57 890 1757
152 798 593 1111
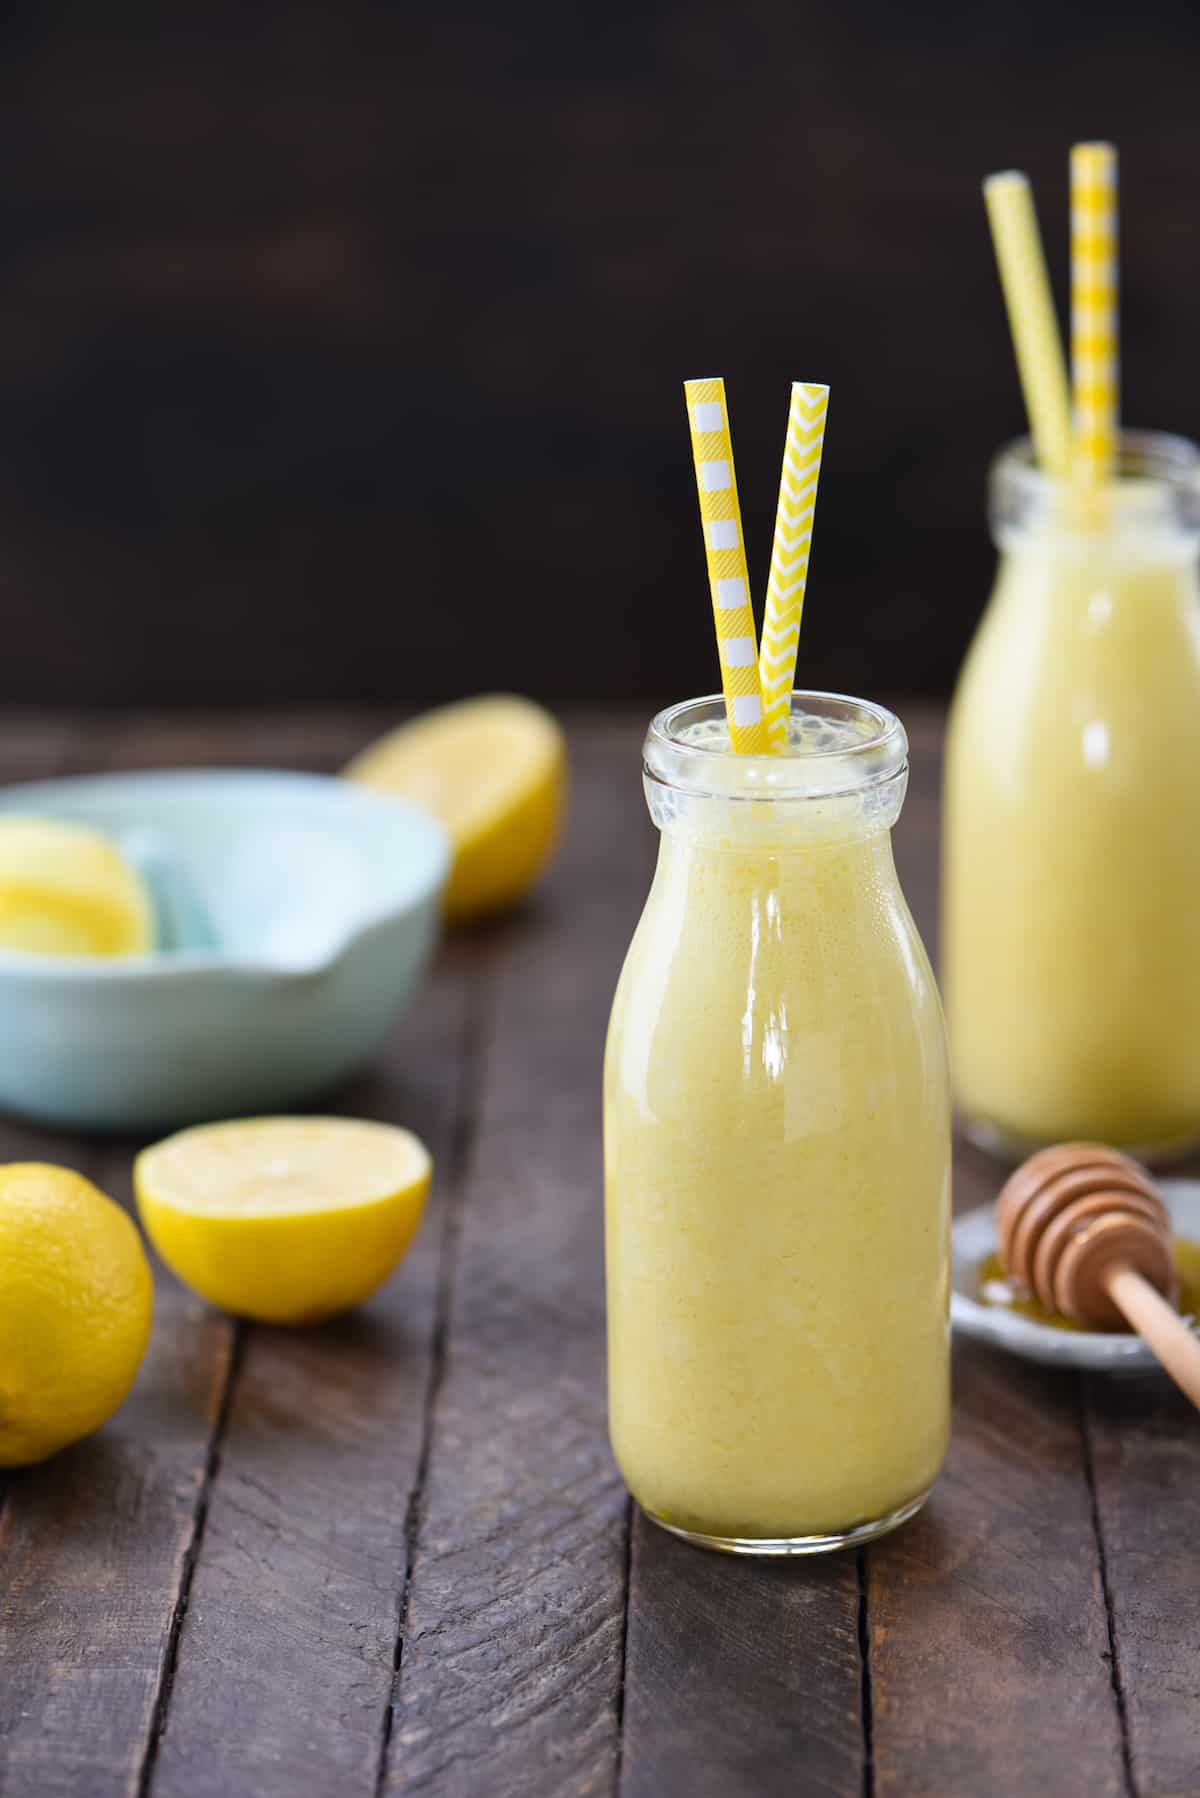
654 809 899 870
989 430 1200 566
644 748 909 848
995 510 1200 576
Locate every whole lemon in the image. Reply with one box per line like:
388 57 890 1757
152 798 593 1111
0 1164 154 1467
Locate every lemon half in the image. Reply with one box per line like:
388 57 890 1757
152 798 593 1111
135 1117 432 1325
0 816 154 956
345 694 567 922
0 1163 153 1467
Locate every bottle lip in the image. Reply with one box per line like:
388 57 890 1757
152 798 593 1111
990 429 1200 521
644 691 908 802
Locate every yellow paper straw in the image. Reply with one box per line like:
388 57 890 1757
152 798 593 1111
983 171 1073 479
683 378 768 754
758 382 829 750
1071 141 1119 486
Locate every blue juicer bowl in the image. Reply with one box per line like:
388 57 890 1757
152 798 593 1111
0 768 450 1132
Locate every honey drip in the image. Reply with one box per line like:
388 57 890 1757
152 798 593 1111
978 1238 1200 1332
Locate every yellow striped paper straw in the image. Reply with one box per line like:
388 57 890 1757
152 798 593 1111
683 378 768 754
983 171 1073 479
1071 141 1119 486
758 382 829 750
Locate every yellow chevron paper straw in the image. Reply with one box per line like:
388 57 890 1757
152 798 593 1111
758 382 829 750
983 171 1073 479
1071 142 1119 486
683 377 768 754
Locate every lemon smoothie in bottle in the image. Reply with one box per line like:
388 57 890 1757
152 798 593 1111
947 153 1200 1155
605 695 951 1552
945 433 1200 1154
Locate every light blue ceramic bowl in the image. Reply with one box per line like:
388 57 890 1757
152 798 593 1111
0 769 450 1132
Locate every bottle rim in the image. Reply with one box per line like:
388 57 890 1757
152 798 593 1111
990 428 1200 517
643 691 908 803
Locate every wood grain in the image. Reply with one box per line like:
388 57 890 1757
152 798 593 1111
144 965 475 1798
0 711 235 1798
2 725 215 1796
0 1195 234 1798
1085 1372 1200 1796
867 1341 1125 1798
384 720 647 1796
621 1517 864 1797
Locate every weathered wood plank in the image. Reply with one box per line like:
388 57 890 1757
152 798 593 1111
1085 1372 1200 1796
145 959 475 1798
0 1188 234 1798
0 718 235 1798
385 720 646 1796
867 1341 1125 1797
621 1517 864 1798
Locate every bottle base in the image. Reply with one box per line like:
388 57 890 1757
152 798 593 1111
961 1113 1200 1170
641 1485 932 1558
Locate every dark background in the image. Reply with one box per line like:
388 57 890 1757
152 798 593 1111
2 3 1199 707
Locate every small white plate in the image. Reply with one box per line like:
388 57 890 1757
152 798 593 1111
951 1179 1200 1372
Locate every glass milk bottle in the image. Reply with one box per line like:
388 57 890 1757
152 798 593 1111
944 432 1200 1157
604 693 951 1554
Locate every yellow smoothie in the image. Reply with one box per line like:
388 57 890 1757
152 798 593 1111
945 436 1200 1153
604 697 951 1548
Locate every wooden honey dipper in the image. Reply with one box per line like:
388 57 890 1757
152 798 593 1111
997 1142 1200 1409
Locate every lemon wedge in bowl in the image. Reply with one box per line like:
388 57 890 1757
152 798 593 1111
345 694 566 923
135 1117 432 1325
0 816 153 956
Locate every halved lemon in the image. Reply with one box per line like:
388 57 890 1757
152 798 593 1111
0 816 154 956
344 694 567 922
134 1117 432 1325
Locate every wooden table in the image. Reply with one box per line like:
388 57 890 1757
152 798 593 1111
0 707 1196 1798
